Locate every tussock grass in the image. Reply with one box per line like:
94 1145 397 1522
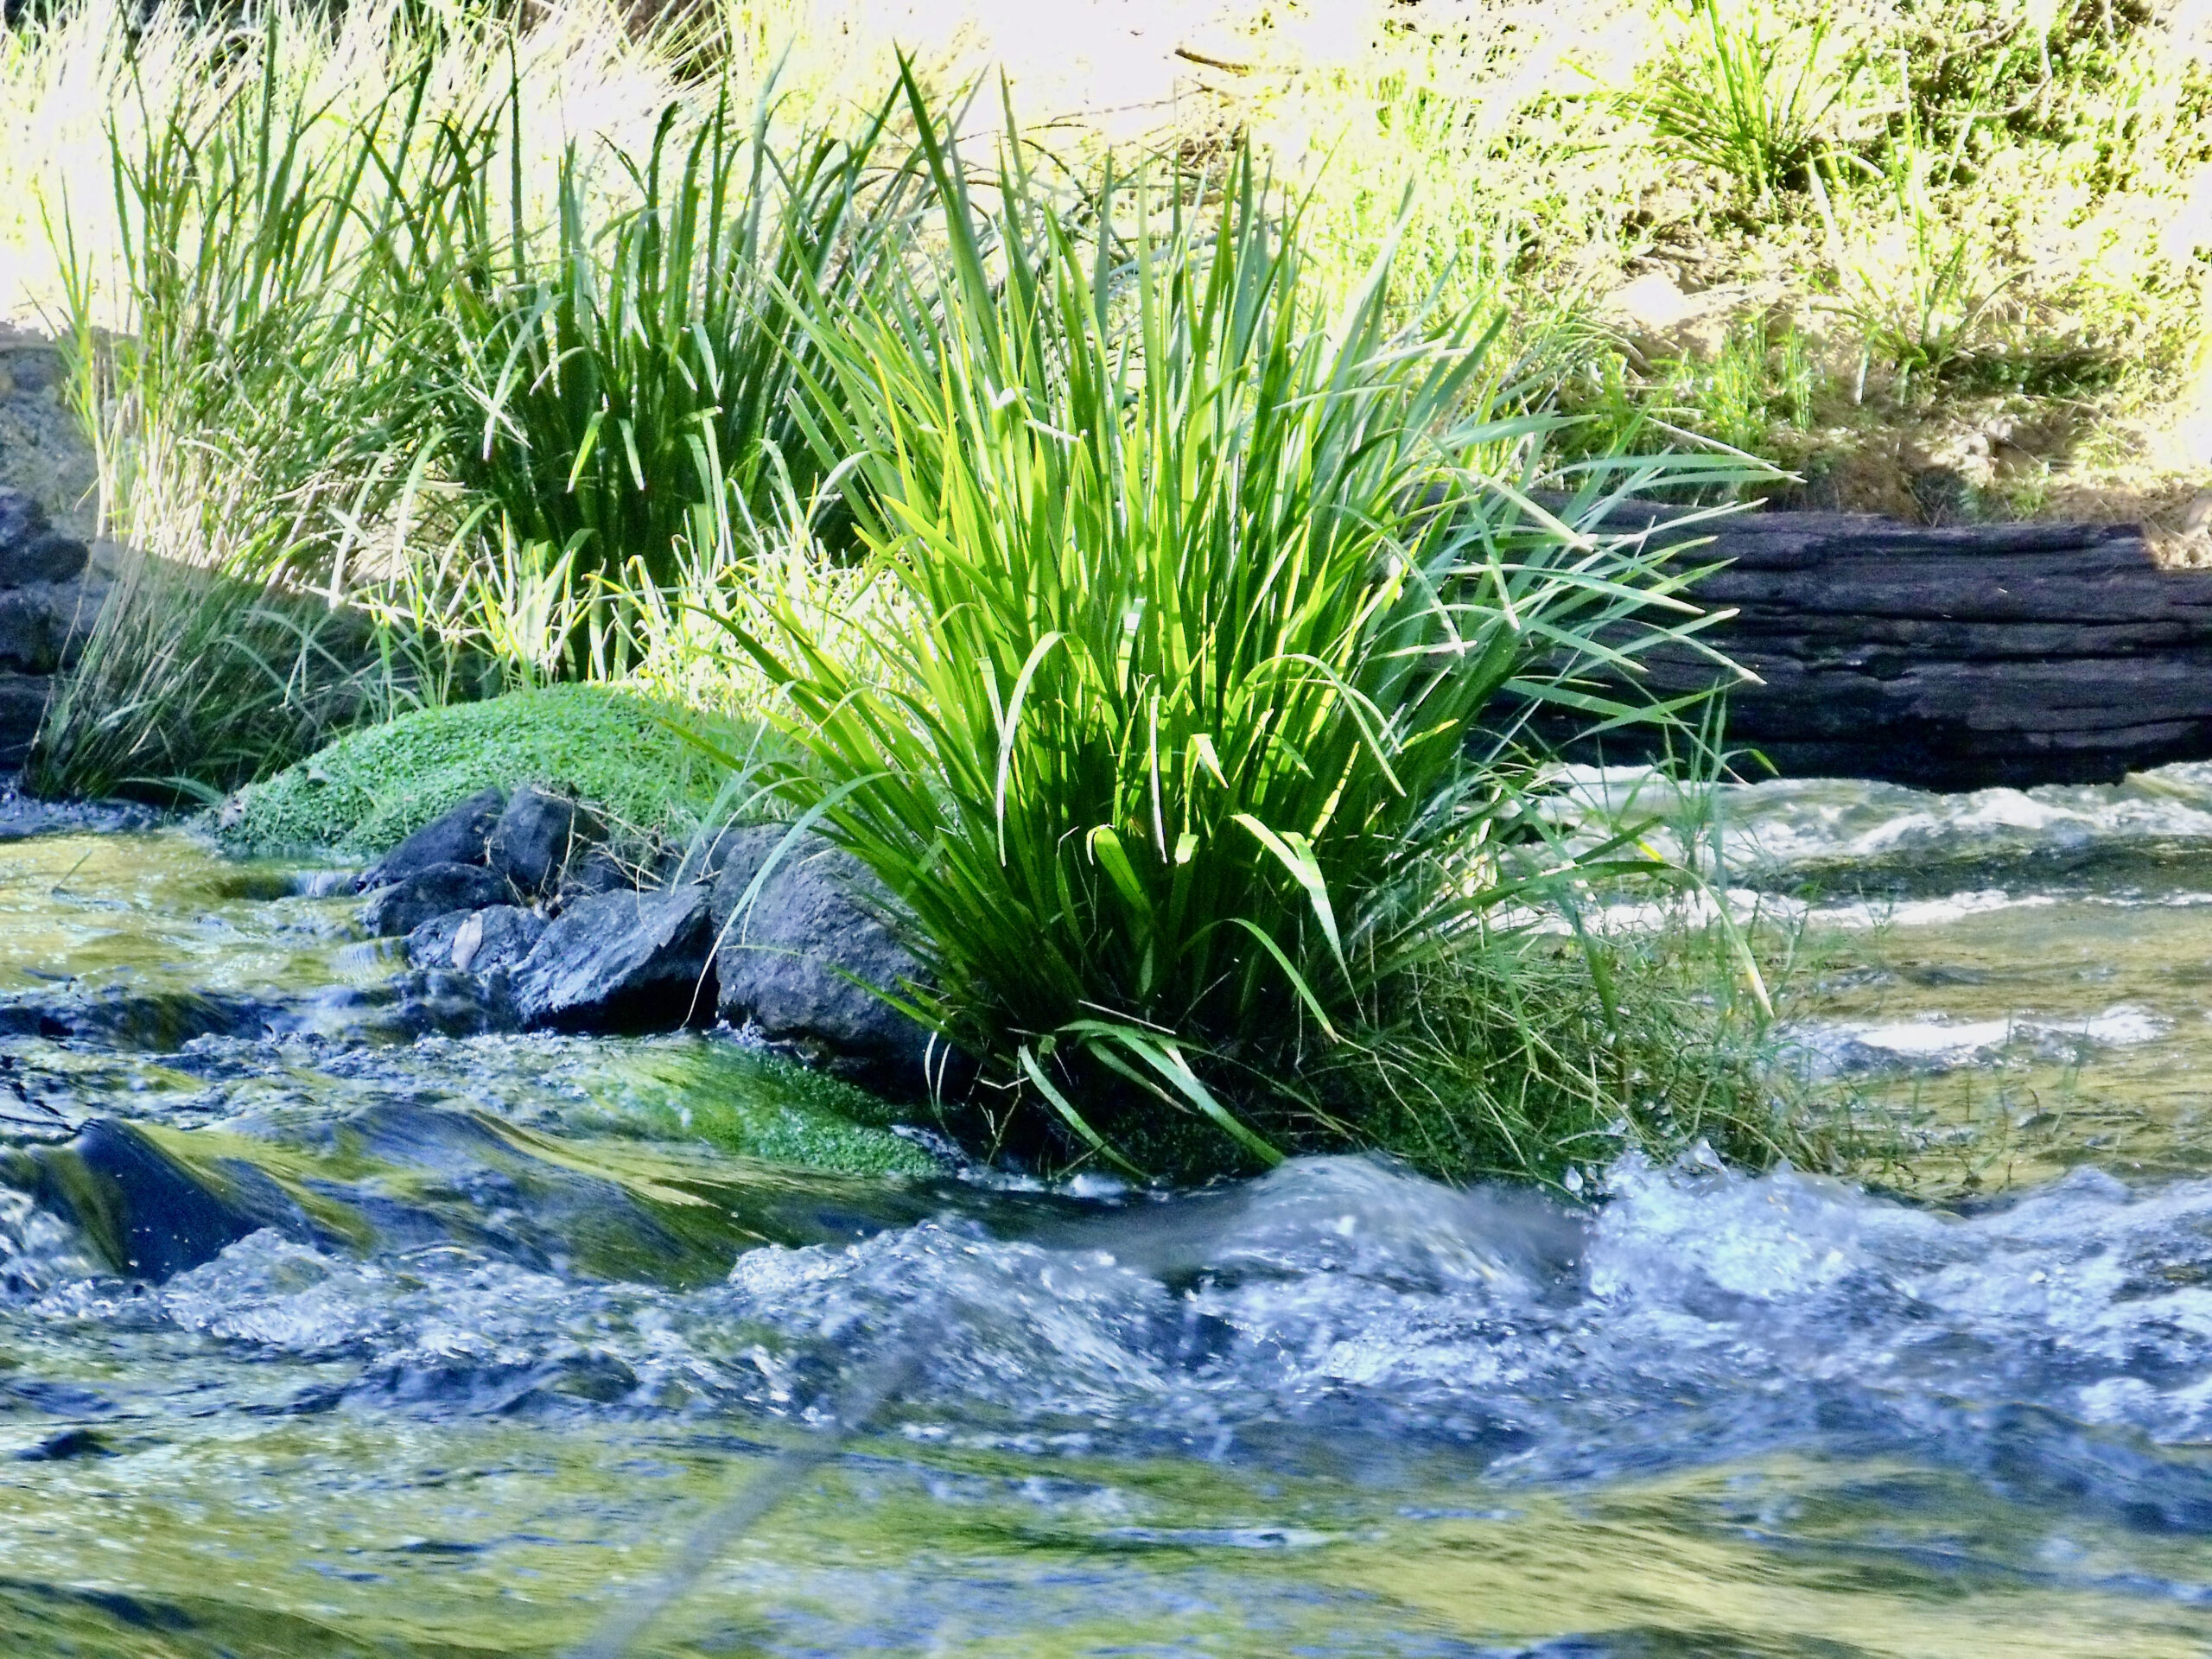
699 79 1772 1179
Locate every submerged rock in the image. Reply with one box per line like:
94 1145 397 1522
487 785 604 898
709 827 938 1093
361 861 509 938
511 885 716 1033
14 1118 326 1281
357 786 505 891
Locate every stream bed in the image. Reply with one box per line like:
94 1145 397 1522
3 770 2211 1657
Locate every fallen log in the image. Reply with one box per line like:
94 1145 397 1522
1552 504 2212 792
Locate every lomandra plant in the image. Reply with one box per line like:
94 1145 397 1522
407 80 930 677
713 80 1755 1177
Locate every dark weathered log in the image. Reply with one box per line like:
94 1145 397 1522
1550 503 2212 791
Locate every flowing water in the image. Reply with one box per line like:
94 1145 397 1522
3 770 2211 1657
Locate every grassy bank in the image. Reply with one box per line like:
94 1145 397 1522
6 0 2172 1183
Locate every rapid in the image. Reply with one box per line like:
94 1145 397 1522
3 766 2211 1656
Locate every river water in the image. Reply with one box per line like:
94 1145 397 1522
2 768 2210 1657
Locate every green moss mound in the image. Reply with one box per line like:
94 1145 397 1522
218 684 741 857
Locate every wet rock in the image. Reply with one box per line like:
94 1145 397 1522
0 486 87 586
17 1118 315 1281
406 904 546 976
511 884 716 1033
357 787 505 891
0 784 161 842
15 1427 113 1461
709 827 937 1092
17 988 277 1049
361 861 509 938
487 785 603 898
13 1433 114 1468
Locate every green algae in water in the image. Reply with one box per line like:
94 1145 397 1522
526 1035 941 1179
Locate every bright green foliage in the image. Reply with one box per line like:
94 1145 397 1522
714 78 1754 1176
217 684 739 855
403 82 930 675
34 27 502 800
1628 1 1852 206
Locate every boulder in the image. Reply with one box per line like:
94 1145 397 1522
361 861 509 938
0 580 104 675
510 884 716 1033
709 827 938 1091
0 671 48 769
357 787 505 890
407 904 546 976
487 785 604 898
0 487 87 587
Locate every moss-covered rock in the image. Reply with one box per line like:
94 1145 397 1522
216 684 747 857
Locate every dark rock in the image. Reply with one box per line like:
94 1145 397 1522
404 909 471 968
487 785 603 898
0 580 105 674
407 904 545 976
555 846 637 903
0 671 48 769
361 861 509 938
511 885 716 1033
709 827 938 1091
20 1119 303 1281
357 787 505 891
15 1428 113 1462
0 487 86 586
0 586 56 672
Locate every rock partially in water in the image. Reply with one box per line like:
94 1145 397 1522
407 904 546 977
14 1117 327 1281
512 885 715 1033
487 785 603 899
709 826 938 1093
357 787 505 891
361 861 509 938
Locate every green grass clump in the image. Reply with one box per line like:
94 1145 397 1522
218 684 739 856
714 81 1759 1183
